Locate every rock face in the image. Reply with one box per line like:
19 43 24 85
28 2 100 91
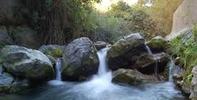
136 53 170 74
112 69 158 85
168 0 197 39
39 45 64 58
190 66 197 100
10 27 41 49
94 41 108 50
0 45 54 81
107 33 147 70
146 36 168 53
62 37 99 81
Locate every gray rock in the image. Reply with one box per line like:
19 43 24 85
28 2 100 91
62 37 99 81
136 52 170 74
107 33 147 70
112 69 158 85
190 66 197 100
94 41 108 50
0 45 54 81
0 73 14 93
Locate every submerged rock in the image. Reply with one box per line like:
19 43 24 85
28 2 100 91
0 45 54 81
107 33 147 70
112 69 158 85
94 41 108 50
146 36 168 53
62 37 99 81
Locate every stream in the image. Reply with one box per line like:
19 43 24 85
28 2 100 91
0 48 187 100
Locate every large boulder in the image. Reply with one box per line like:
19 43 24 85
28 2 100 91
0 45 54 81
136 52 170 74
107 33 147 70
146 36 168 53
190 66 197 100
112 69 158 85
62 37 99 81
10 27 41 49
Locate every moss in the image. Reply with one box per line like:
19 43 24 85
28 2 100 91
47 48 63 58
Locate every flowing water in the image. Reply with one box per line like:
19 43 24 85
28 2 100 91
145 45 159 79
0 48 187 100
48 58 64 85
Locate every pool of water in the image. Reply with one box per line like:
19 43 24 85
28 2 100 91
0 81 187 100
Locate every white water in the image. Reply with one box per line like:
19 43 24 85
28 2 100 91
145 45 160 79
1 48 186 100
48 58 64 85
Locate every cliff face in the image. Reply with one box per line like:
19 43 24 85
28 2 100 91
167 0 197 39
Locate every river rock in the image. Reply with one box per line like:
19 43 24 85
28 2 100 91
107 33 147 70
146 36 168 53
190 66 197 100
0 45 54 81
112 69 158 85
39 45 64 58
94 41 108 50
62 37 99 81
136 52 170 74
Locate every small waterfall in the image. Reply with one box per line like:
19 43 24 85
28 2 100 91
145 45 159 79
48 58 64 85
145 45 153 55
55 58 62 81
168 58 175 82
97 48 109 76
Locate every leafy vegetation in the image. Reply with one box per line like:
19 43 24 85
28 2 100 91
170 25 197 84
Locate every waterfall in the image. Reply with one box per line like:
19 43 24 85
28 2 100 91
97 48 109 76
55 58 62 81
145 45 159 79
48 58 64 85
168 58 174 82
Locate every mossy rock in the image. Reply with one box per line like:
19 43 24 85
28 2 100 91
146 36 168 53
39 45 64 58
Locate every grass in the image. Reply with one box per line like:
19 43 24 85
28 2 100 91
169 25 197 84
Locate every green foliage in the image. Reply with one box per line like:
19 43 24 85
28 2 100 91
170 27 197 84
83 1 162 43
48 48 63 58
